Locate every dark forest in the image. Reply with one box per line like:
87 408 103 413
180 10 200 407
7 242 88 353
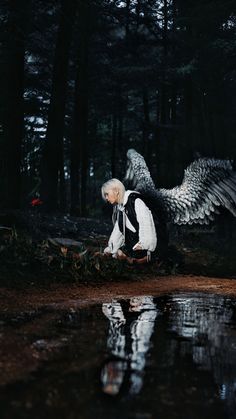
1 0 236 215
1 3 236 415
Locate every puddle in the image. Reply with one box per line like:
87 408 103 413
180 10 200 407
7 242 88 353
1 293 236 419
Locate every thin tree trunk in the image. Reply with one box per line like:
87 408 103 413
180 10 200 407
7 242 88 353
125 0 131 41
184 74 193 150
118 112 123 156
80 0 89 216
170 0 177 126
135 0 141 30
158 0 169 184
70 0 89 216
40 0 76 211
160 0 168 126
59 152 66 209
171 84 177 124
182 3 194 157
70 77 81 215
111 112 117 178
155 91 161 185
142 88 151 165
201 92 215 155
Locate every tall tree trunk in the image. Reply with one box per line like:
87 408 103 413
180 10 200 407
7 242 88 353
135 0 141 30
142 88 151 165
184 74 193 154
201 92 215 155
168 0 178 185
170 84 177 124
125 0 131 41
70 76 81 216
158 0 170 185
118 111 123 157
111 112 117 178
0 0 30 209
160 0 168 126
155 91 162 185
70 0 89 216
170 0 177 124
40 0 76 211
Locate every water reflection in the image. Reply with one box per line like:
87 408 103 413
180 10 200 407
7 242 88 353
167 294 236 415
100 293 236 417
101 297 158 395
1 292 236 419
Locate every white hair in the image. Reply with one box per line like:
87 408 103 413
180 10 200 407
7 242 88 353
101 178 125 204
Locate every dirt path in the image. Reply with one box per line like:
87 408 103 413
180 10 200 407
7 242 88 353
1 275 236 312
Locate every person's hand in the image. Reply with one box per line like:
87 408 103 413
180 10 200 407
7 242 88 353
133 242 142 251
104 247 111 255
116 249 128 260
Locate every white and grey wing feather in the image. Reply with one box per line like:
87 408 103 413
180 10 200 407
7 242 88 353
159 158 236 225
124 148 156 192
124 149 236 225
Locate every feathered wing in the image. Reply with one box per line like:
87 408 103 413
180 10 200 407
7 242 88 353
124 148 156 192
159 158 236 225
124 149 236 225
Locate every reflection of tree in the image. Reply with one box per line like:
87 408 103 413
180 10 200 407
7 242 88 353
101 297 158 396
168 294 236 417
100 293 236 416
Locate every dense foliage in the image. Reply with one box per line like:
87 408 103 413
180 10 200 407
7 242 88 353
1 0 236 214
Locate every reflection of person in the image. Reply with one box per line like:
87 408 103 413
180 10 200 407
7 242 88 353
101 297 158 396
101 178 157 263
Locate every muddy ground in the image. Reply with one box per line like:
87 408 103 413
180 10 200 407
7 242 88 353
0 209 236 390
1 275 236 313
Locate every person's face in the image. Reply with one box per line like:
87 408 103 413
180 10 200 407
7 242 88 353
104 189 119 205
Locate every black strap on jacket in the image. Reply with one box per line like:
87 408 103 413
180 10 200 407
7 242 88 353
114 192 169 261
117 193 146 253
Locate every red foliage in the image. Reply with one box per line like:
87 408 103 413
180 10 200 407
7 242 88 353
31 198 43 207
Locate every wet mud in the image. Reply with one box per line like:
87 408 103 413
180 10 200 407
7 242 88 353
1 275 236 313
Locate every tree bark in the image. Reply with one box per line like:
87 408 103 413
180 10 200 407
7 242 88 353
111 112 117 178
40 0 76 211
158 0 169 185
160 0 168 126
125 0 131 41
0 0 30 209
70 0 89 216
142 88 151 165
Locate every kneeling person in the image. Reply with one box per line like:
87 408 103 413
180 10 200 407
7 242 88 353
101 179 157 263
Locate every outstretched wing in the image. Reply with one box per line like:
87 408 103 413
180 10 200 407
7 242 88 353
159 158 236 224
124 149 236 225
